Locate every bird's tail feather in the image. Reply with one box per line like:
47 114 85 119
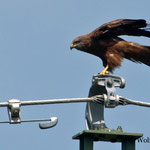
139 46 150 66
123 42 150 66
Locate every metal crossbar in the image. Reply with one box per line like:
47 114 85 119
0 95 149 108
0 74 149 128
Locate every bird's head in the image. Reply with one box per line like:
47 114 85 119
70 35 91 52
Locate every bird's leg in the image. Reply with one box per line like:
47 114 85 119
99 65 109 75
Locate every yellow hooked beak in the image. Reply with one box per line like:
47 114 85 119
70 43 77 50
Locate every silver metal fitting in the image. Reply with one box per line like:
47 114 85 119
93 75 125 108
104 94 119 108
8 99 21 124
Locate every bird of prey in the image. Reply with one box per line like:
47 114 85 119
70 19 150 75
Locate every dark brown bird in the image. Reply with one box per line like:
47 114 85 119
70 19 150 75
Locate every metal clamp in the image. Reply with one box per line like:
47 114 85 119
93 75 125 108
93 75 125 88
7 99 58 129
104 77 119 108
8 99 21 124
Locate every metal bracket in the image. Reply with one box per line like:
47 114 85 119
6 99 58 129
8 99 21 124
93 75 125 108
93 75 125 88
85 74 125 130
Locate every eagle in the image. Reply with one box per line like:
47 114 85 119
70 19 150 75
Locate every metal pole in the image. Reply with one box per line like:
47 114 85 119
80 136 93 150
0 95 150 108
0 97 95 107
0 96 150 108
122 140 135 150
21 97 93 106
120 96 150 107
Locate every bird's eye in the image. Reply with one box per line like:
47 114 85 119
74 40 80 44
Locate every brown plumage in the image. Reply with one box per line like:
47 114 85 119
70 19 150 74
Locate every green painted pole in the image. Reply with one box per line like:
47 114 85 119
122 140 135 150
80 136 93 150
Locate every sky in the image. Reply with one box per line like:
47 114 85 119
0 0 150 149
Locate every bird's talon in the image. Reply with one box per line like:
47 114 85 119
99 70 109 75
99 65 109 75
